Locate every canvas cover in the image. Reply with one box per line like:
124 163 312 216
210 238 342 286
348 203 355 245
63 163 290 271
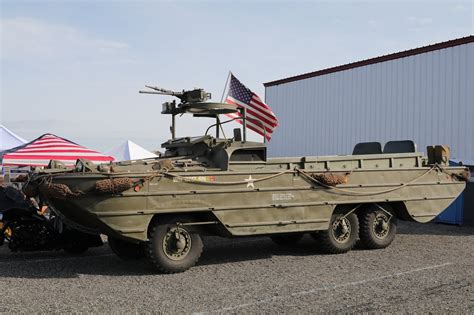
2 134 114 167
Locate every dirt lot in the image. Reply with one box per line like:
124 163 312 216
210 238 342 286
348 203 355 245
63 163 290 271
1 221 473 313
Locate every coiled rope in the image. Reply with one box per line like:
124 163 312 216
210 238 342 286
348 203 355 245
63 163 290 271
295 166 438 196
162 165 443 195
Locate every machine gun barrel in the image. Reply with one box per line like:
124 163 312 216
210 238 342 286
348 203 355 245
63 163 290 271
143 85 183 96
139 90 171 95
139 84 211 104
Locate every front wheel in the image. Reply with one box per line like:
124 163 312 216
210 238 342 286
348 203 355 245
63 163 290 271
312 213 359 254
358 205 397 249
146 223 203 274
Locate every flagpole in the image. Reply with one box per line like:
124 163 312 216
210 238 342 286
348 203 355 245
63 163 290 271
217 71 232 140
220 71 231 102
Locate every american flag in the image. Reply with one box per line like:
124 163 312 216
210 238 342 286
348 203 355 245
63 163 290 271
224 73 279 141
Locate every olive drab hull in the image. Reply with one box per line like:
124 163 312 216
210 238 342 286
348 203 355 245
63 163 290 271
20 89 470 273
33 151 467 242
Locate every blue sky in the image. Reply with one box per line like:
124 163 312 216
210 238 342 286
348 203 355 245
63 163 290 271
1 0 472 152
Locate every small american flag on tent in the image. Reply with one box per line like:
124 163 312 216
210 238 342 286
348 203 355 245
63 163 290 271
224 73 279 141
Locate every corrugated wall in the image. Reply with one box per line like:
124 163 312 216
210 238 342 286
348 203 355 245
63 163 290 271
265 42 474 161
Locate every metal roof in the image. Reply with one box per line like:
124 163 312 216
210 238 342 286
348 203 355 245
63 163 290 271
264 35 474 87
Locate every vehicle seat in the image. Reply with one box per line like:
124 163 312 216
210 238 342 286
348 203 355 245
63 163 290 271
383 140 417 153
352 142 382 155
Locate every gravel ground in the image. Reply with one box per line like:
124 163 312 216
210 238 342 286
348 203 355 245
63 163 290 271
1 221 473 313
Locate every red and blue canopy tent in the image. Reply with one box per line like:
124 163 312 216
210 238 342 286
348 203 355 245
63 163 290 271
1 134 114 167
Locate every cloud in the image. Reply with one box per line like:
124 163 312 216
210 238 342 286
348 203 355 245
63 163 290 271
0 17 129 61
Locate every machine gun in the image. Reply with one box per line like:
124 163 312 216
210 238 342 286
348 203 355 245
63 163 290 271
139 84 243 140
139 85 211 104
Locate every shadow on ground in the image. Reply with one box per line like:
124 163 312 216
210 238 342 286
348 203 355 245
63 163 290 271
397 221 474 236
0 236 324 279
1 221 472 279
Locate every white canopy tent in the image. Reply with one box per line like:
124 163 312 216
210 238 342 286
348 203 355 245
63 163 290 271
108 140 158 162
0 125 27 151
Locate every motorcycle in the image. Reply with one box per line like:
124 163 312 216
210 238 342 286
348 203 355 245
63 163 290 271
0 185 102 254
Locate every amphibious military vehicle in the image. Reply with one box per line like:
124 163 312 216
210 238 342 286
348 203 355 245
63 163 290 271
23 86 469 273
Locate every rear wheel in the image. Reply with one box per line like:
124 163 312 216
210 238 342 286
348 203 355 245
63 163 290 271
270 233 304 246
313 213 359 254
108 237 144 260
146 222 203 274
358 205 397 249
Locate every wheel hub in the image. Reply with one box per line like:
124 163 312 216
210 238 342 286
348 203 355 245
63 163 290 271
162 227 192 261
175 235 186 251
373 213 390 239
331 216 351 243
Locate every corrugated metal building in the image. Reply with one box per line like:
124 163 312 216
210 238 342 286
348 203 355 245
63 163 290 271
264 36 474 161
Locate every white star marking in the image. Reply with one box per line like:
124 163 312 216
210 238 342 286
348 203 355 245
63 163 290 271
245 175 255 189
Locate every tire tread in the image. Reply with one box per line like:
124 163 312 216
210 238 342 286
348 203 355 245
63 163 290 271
358 207 397 249
314 213 359 254
145 224 203 274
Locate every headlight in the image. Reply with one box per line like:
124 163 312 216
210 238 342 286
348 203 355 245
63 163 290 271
0 213 3 221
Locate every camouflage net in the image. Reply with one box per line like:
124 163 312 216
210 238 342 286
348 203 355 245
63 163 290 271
451 169 471 182
39 182 83 199
94 178 135 194
152 159 174 171
311 172 349 186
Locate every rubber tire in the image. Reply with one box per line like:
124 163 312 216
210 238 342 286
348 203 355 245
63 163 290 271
108 237 144 260
358 206 397 249
270 233 304 246
146 223 203 274
313 213 359 254
64 245 88 255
